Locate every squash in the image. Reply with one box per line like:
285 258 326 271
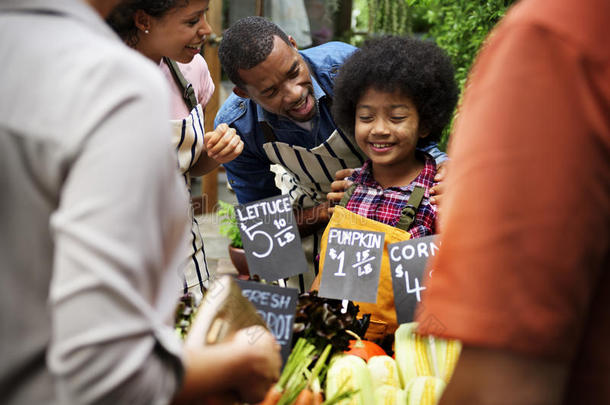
344 330 387 361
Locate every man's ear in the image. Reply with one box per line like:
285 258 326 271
288 35 298 50
233 86 249 99
133 9 151 33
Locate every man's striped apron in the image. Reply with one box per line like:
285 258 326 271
261 126 366 291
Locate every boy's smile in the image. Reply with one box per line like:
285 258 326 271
354 87 428 186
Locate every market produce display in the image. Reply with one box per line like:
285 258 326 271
256 306 461 405
175 286 461 404
324 322 460 405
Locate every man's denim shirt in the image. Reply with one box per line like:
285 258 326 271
215 41 447 205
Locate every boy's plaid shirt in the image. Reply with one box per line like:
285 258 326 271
344 153 438 238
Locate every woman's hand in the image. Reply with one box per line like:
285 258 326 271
174 326 281 405
327 168 355 216
204 123 244 164
231 326 282 403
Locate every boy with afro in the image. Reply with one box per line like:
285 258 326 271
331 35 458 236
314 35 458 338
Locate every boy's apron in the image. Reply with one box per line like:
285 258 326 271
260 125 366 292
165 57 210 300
311 186 425 340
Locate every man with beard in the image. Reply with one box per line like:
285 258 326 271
216 17 446 289
0 1 280 403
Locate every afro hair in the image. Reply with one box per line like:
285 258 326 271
332 35 458 144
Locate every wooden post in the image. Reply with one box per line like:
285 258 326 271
256 0 265 17
199 0 223 214
334 0 353 39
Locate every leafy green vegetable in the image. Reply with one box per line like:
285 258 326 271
217 200 243 248
292 291 366 352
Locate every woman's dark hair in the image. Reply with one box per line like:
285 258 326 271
332 35 458 144
218 16 292 90
106 0 188 47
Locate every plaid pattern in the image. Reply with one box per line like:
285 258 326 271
344 153 438 238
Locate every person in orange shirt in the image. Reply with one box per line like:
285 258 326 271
416 0 610 403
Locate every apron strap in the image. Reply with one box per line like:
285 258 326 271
395 186 426 231
338 183 358 207
340 183 426 232
163 56 198 112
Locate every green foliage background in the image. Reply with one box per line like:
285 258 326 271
349 0 518 149
217 200 243 248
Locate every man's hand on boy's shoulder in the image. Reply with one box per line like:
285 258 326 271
430 161 447 207
295 202 332 237
327 168 355 216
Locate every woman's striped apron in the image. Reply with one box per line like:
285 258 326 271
171 102 210 300
261 126 366 291
164 57 211 301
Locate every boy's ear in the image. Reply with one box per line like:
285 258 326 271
232 86 249 99
133 9 151 33
418 127 431 139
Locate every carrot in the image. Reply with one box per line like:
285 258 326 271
255 384 283 405
294 388 313 405
312 391 323 405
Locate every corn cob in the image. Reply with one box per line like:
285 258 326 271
394 322 433 388
405 376 446 405
396 385 408 404
368 355 400 389
325 354 375 405
430 336 462 383
373 384 409 405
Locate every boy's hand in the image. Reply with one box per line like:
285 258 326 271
327 168 355 215
204 123 244 164
430 162 447 207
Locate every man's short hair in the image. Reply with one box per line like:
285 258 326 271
219 16 292 89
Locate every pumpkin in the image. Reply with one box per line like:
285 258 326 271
344 330 387 361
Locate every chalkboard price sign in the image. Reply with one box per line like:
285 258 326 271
318 227 385 303
235 279 298 365
235 194 308 281
388 234 439 324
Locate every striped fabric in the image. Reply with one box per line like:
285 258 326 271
170 104 209 299
262 129 366 292
263 129 365 209
345 154 438 238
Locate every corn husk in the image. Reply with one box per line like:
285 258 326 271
405 376 445 405
368 355 400 389
374 384 408 405
394 323 432 388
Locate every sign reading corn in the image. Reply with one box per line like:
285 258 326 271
389 234 439 324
